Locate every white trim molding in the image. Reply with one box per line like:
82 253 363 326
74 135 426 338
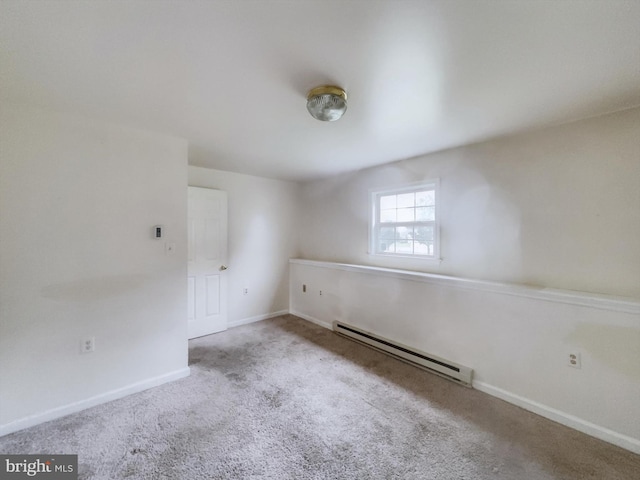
289 310 333 330
228 310 289 329
0 367 190 437
289 259 640 315
473 381 640 455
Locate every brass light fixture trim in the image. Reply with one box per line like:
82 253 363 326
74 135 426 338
306 85 348 122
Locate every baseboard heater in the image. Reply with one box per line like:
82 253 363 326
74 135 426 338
333 321 473 387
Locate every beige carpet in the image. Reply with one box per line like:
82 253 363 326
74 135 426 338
1 315 638 479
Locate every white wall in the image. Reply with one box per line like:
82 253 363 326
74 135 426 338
292 108 640 453
188 166 299 326
0 107 189 433
298 107 640 298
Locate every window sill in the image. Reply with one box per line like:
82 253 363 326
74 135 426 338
368 252 443 264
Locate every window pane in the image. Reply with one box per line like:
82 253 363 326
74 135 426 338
408 227 416 255
380 209 396 223
379 227 395 253
397 207 414 222
397 192 415 208
416 190 434 206
396 226 410 240
415 225 434 242
416 206 435 221
384 226 409 254
379 195 396 210
380 240 395 253
414 223 434 256
394 241 413 255
413 241 433 255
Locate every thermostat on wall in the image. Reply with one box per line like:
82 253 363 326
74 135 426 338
153 225 164 239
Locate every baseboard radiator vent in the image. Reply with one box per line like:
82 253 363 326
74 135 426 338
333 321 473 387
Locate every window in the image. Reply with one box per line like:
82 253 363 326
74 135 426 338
370 181 439 258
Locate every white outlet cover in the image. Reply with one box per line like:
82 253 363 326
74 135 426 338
568 352 581 369
81 337 95 354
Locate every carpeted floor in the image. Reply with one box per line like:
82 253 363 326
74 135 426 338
1 315 639 479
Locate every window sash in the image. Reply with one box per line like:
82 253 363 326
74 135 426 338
374 221 436 256
371 183 438 258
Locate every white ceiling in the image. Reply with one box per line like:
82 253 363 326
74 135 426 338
2 1 639 182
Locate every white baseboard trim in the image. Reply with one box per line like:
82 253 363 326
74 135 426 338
0 367 191 438
228 309 289 329
473 380 640 455
289 310 333 330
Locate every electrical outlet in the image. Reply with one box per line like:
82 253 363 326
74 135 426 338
319 290 323 296
81 337 95 354
243 288 249 295
302 284 307 293
568 352 581 369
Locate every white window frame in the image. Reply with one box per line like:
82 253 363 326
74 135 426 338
369 180 440 260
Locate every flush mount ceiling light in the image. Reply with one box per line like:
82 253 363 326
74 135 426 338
306 85 348 121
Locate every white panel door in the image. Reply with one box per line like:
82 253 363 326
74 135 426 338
187 186 228 339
